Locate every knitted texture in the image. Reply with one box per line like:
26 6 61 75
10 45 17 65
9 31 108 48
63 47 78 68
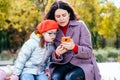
37 20 59 33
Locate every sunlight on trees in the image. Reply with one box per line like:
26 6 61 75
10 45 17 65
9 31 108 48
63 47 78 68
0 0 120 53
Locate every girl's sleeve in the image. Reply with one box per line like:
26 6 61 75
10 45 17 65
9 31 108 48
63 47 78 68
13 40 35 75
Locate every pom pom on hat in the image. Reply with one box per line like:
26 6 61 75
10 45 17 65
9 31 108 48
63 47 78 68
37 20 59 33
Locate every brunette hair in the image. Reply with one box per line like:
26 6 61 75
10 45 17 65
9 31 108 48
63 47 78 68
44 0 79 20
34 30 45 48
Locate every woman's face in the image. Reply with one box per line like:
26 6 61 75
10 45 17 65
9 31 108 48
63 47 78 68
55 9 70 27
42 29 57 42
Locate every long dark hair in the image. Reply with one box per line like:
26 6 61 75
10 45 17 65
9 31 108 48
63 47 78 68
44 1 79 20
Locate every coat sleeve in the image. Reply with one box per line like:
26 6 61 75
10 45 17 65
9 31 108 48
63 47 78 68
75 21 93 59
13 39 35 75
51 52 63 63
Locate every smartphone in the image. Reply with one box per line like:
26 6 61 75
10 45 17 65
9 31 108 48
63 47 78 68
61 37 71 42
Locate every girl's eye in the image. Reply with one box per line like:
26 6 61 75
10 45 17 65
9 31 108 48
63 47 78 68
46 32 57 36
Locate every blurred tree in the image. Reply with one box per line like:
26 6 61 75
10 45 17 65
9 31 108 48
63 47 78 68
8 0 41 31
0 0 120 54
0 0 53 53
34 0 49 20
68 0 120 49
0 0 10 52
0 0 10 30
68 0 102 48
98 2 116 38
7 24 23 54
0 0 39 53
98 1 120 48
115 8 120 48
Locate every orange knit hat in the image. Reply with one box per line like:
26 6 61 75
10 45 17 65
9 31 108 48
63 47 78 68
37 20 59 33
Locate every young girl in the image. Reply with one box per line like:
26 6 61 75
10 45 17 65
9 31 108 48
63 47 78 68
9 20 59 80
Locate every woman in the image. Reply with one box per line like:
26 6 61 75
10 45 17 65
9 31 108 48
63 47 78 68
45 1 101 80
9 20 59 80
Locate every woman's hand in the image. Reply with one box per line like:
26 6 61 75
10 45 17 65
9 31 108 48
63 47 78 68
61 39 75 50
55 44 67 56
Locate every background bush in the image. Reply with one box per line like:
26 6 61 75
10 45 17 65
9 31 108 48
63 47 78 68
94 47 120 62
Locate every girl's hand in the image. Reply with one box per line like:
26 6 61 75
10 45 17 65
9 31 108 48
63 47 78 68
9 74 19 80
5 77 10 80
61 39 75 50
45 69 50 80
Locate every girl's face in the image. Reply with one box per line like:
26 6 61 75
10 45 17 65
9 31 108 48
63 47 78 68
55 9 70 27
42 29 57 42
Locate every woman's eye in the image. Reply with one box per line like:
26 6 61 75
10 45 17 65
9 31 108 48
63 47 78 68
56 15 60 18
62 14 66 17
